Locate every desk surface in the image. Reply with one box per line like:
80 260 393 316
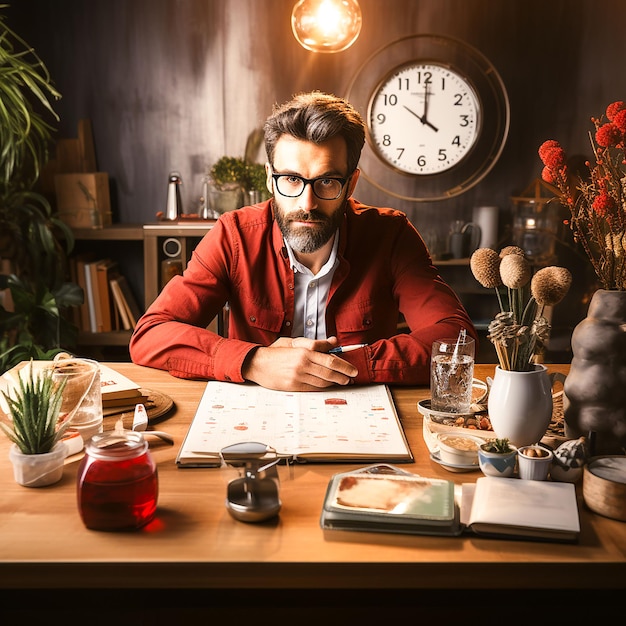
1 363 625 592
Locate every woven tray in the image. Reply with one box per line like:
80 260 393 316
420 392 567 455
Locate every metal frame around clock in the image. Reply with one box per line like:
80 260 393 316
345 34 510 202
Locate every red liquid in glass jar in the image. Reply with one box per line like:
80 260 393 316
77 433 158 531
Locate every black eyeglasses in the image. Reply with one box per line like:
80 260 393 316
271 172 348 200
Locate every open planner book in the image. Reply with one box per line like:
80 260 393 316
176 382 413 467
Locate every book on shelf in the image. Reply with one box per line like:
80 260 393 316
460 476 580 543
176 382 413 468
96 258 118 332
74 254 93 332
110 274 142 328
320 465 461 537
109 277 132 330
72 254 140 333
83 259 100 332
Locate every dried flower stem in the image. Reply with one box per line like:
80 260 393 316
471 247 571 371
539 104 626 291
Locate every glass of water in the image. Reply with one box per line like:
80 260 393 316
51 356 103 441
430 334 475 414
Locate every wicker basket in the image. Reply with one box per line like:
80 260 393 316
583 456 626 522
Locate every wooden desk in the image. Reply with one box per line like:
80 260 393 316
1 364 624 615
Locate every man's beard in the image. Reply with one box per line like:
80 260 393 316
273 198 346 254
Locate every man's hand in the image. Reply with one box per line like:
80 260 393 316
242 336 359 391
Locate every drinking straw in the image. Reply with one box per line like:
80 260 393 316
452 328 466 363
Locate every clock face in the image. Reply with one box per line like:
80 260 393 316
345 35 510 201
368 62 481 175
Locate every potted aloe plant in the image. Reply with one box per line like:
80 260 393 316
1 363 70 486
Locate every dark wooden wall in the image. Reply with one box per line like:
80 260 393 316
10 0 623 224
7 0 623 331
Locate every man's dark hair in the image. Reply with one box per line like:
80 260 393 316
264 91 366 175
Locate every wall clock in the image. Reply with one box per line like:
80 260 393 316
346 34 510 202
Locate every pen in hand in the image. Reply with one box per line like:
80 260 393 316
328 343 368 354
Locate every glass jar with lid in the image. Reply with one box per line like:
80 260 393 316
76 426 158 531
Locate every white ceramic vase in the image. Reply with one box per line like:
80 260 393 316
487 364 563 448
9 442 68 487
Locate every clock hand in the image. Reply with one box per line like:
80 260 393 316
403 105 439 132
403 104 424 123
421 83 439 131
423 82 431 121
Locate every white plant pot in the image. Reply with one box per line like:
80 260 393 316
209 187 242 213
9 442 68 487
487 364 564 448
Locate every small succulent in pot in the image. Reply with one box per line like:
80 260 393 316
0 362 70 455
480 437 514 454
478 438 518 478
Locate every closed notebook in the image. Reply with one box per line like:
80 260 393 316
320 464 461 537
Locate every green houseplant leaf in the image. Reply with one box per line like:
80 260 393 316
0 7 81 374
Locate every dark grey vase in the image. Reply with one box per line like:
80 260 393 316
563 289 626 455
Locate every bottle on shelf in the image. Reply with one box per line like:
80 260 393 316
165 171 183 220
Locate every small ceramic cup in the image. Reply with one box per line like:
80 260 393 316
517 445 553 480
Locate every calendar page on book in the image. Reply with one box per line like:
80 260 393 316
177 382 413 466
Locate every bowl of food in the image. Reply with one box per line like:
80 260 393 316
436 432 483 467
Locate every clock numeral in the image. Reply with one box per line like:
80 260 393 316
417 155 426 167
383 94 397 106
382 134 391 147
453 93 464 106
459 114 470 127
438 148 447 161
452 135 461 147
417 71 433 85
397 77 410 90
375 113 386 125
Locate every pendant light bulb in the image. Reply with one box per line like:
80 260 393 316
291 0 362 53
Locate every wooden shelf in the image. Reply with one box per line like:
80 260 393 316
71 222 218 350
71 224 144 240
78 330 132 346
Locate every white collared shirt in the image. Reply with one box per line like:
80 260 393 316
284 233 340 339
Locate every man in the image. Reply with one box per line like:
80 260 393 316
130 91 477 391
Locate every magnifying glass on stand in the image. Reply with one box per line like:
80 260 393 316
220 442 286 522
